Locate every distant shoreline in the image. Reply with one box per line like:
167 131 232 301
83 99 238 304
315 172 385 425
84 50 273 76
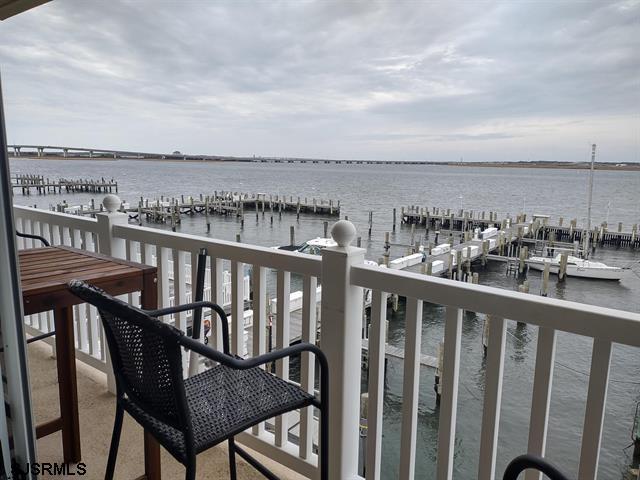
9 155 640 171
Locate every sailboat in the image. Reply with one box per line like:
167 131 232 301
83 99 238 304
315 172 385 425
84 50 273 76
527 254 627 280
528 145 627 281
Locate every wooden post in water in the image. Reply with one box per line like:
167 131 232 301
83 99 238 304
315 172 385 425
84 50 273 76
383 232 390 267
392 208 397 232
482 240 489 267
541 262 550 296
205 196 211 232
434 340 444 405
482 315 491 357
558 252 568 282
368 211 373 237
170 201 177 232
323 221 329 238
290 225 295 246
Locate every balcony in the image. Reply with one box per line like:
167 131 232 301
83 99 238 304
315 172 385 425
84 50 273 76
12 198 640 480
29 340 301 479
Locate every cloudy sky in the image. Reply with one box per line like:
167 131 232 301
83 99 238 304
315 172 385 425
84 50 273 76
1 0 638 162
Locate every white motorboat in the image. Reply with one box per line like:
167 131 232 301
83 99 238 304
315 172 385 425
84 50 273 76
277 237 378 267
528 254 627 280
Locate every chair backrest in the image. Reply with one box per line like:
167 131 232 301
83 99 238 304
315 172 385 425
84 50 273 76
16 230 50 247
68 280 190 430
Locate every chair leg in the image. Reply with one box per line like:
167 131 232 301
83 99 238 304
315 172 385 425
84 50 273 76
185 458 196 480
320 406 329 480
105 403 124 480
228 437 238 480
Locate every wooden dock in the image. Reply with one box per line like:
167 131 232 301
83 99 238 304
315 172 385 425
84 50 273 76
128 192 340 225
11 174 118 195
401 206 639 248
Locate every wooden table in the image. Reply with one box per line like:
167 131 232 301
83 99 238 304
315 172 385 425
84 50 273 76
19 246 161 479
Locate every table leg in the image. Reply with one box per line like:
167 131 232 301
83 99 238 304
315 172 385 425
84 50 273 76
144 431 161 480
141 271 161 480
54 306 81 463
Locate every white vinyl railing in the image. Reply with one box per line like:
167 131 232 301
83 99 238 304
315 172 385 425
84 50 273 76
13 200 640 480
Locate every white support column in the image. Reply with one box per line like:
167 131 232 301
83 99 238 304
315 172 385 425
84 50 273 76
320 220 365 480
96 194 128 393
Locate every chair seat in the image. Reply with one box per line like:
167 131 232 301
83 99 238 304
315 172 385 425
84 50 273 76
125 363 315 463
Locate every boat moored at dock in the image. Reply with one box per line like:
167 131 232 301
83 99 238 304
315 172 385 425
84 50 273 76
528 254 627 280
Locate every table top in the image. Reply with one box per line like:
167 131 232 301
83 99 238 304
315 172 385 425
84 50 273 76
19 246 156 315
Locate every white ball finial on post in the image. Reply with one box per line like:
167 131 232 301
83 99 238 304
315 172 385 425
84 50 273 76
102 194 121 213
331 220 356 247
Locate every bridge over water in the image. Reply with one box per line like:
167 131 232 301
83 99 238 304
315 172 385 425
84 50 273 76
8 144 432 165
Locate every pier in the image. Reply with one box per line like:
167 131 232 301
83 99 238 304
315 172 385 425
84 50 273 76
11 174 118 195
401 206 640 249
131 192 339 223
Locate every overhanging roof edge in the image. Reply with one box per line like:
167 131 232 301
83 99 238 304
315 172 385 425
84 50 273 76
0 0 50 20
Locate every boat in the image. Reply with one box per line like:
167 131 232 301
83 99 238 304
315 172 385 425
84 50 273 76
276 237 379 266
528 254 627 280
526 145 627 281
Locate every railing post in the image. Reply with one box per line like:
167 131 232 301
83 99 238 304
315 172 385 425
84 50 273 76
96 194 127 258
96 194 127 393
320 220 365 480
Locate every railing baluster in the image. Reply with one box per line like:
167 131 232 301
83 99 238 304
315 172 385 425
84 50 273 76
83 230 91 252
436 306 463 480
172 249 187 330
43 222 52 246
87 304 99 357
70 228 84 350
61 226 70 246
231 260 245 356
365 290 388 480
578 339 612 480
478 316 507 480
157 246 170 310
525 327 557 480
16 217 25 249
211 257 224 351
252 265 267 436
187 250 202 377
299 274 318 460
24 218 33 248
126 240 136 305
399 297 423 480
71 228 82 249
275 269 291 447
47 222 56 246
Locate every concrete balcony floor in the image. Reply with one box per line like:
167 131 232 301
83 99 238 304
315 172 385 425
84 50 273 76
29 342 304 479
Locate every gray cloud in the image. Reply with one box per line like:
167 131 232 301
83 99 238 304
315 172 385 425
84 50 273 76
1 0 638 161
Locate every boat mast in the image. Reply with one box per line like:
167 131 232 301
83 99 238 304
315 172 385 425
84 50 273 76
584 143 596 258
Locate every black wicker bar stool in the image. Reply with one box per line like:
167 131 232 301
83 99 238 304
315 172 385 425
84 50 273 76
69 280 329 480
